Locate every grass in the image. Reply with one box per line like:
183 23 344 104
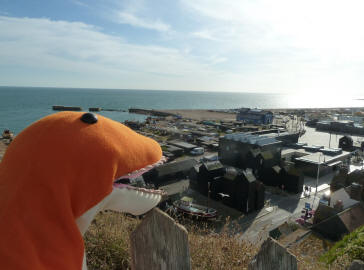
288 234 333 270
84 212 258 270
84 212 140 270
85 211 362 270
320 225 364 268
186 217 258 270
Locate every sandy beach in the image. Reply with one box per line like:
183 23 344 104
161 109 236 121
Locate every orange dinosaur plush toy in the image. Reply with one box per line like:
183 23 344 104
0 112 165 270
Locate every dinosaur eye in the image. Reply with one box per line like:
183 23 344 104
81 113 98 124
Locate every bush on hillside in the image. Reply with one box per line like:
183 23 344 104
320 225 364 267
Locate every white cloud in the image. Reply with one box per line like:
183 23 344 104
183 0 364 56
116 11 170 32
0 16 225 90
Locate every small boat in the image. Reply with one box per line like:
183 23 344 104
173 197 217 220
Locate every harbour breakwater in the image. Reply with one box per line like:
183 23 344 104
51 105 181 118
52 105 127 112
128 108 179 117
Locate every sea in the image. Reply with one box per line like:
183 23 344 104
1 86 364 135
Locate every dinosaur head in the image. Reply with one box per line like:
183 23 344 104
0 111 165 270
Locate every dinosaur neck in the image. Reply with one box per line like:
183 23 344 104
76 198 107 236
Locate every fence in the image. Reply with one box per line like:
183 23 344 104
129 208 297 270
130 208 191 270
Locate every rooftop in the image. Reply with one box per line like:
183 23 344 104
168 140 197 149
295 151 351 165
224 133 280 146
155 159 197 176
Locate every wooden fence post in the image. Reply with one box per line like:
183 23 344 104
248 237 298 270
130 208 191 270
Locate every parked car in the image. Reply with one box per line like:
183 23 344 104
190 147 204 155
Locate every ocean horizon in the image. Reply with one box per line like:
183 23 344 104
1 86 364 135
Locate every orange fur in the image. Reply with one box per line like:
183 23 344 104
0 112 162 270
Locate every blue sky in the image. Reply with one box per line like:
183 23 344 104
1 0 364 94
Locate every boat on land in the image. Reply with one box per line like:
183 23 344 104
173 197 217 220
52 105 82 111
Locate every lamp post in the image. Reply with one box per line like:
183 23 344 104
207 182 211 213
313 152 322 206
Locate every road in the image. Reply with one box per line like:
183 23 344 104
238 182 330 243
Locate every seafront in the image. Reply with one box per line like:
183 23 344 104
1 106 364 269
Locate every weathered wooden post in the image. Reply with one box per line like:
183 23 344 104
130 208 191 270
248 237 297 270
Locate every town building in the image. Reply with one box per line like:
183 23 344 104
219 132 284 169
294 150 350 177
236 108 273 125
195 163 265 213
218 167 265 213
196 161 225 196
143 159 197 187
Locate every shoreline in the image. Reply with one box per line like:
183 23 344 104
156 107 364 121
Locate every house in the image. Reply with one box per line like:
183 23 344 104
329 188 359 210
196 161 225 196
221 167 265 213
236 108 273 125
257 164 304 194
312 203 364 241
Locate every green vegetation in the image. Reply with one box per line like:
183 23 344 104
320 225 364 267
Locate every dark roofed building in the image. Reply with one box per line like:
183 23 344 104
197 166 265 213
143 159 197 187
197 161 225 195
259 166 282 187
219 133 282 169
281 167 304 194
220 168 265 213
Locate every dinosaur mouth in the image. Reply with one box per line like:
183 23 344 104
115 156 166 180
